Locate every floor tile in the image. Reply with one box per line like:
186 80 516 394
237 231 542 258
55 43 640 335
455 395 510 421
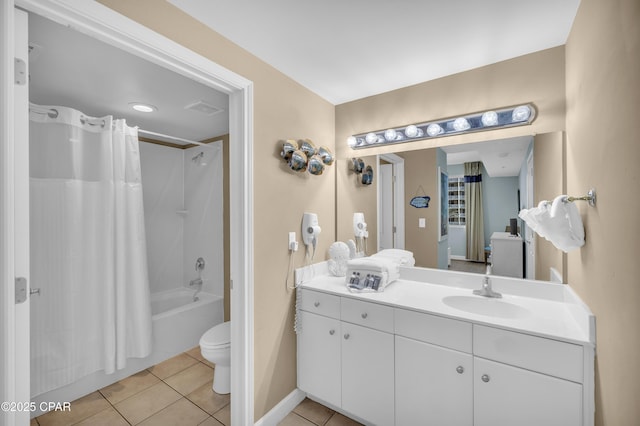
198 417 225 426
138 398 209 426
186 346 215 368
325 413 363 426
74 406 129 426
185 346 205 362
292 398 334 425
30 418 39 426
100 369 160 404
37 391 110 426
148 352 199 380
212 402 231 426
278 412 316 426
186 380 230 415
114 381 182 425
164 362 214 396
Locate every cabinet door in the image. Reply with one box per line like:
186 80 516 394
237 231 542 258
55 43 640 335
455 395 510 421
474 357 582 426
297 311 341 408
395 336 473 426
342 322 394 426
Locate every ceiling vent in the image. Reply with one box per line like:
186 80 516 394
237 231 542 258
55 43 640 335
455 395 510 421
184 100 223 116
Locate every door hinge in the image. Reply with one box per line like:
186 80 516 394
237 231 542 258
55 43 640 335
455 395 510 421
15 277 27 304
393 226 397 234
14 58 27 85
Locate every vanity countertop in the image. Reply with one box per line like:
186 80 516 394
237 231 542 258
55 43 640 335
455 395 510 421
297 264 595 347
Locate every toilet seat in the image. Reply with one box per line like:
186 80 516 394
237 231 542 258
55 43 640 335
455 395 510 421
200 321 230 349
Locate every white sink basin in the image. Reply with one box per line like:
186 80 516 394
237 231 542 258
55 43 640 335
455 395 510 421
442 295 531 319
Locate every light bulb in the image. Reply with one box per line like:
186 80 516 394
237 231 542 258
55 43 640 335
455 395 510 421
405 125 423 138
365 132 378 144
512 105 531 122
453 117 470 131
384 129 397 141
347 136 357 147
426 123 443 137
481 111 498 126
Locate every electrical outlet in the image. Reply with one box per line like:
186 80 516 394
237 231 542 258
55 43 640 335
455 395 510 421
288 232 298 251
419 218 426 228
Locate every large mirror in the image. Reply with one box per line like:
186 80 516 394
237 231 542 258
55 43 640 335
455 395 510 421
337 132 565 282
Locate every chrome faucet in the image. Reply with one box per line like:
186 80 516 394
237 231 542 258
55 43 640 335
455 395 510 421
473 276 502 298
189 257 205 301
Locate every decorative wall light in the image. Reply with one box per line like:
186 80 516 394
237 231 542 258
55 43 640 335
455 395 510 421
347 104 536 149
351 158 373 185
280 139 334 175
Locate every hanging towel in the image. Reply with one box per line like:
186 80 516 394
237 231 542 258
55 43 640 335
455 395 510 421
519 196 585 253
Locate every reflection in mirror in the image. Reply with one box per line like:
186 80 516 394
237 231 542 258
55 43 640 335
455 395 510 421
371 133 565 282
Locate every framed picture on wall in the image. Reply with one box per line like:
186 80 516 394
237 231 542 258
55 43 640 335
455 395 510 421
438 167 448 241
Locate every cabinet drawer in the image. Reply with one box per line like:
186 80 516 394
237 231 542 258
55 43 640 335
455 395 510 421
395 308 472 353
473 325 584 383
341 297 394 333
299 289 340 319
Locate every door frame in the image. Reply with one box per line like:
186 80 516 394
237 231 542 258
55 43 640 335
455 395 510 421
2 0 255 424
377 153 405 250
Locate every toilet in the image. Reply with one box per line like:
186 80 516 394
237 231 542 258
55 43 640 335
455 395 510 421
199 321 231 394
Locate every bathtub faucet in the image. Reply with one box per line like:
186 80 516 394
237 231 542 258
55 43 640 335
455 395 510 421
189 278 203 287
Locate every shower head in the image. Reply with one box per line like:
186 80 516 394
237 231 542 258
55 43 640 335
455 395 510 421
191 151 207 166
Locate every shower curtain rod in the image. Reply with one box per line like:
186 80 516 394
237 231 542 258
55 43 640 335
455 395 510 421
137 129 212 148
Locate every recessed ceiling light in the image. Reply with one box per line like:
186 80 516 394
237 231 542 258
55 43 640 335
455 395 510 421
129 102 157 113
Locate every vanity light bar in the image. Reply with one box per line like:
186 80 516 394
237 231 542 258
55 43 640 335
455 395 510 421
347 104 536 149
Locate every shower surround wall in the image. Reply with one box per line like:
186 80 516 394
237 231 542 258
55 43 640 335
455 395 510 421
139 141 223 298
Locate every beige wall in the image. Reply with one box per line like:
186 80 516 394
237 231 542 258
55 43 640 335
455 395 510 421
335 155 378 250
97 1 336 419
398 150 439 267
565 0 640 424
533 132 566 282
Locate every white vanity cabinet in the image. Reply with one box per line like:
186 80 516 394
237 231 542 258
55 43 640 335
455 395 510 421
473 324 584 426
297 289 395 426
297 277 594 426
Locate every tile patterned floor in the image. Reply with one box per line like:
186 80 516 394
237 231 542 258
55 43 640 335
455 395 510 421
31 346 228 426
30 347 361 426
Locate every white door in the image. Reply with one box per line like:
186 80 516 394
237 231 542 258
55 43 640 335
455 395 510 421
1 6 30 426
395 336 473 426
379 163 394 250
525 150 536 279
297 311 341 408
474 357 582 426
341 322 394 426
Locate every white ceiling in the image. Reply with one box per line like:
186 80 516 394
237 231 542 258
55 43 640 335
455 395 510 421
169 0 580 105
28 12 229 144
441 136 532 177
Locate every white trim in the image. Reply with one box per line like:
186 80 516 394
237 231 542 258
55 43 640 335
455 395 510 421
377 153 405 250
11 0 256 423
1 3 17 425
254 388 306 426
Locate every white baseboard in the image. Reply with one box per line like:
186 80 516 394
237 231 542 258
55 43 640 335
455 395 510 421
254 388 306 426
450 255 466 261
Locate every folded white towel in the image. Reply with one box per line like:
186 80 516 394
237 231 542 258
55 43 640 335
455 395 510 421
371 249 416 267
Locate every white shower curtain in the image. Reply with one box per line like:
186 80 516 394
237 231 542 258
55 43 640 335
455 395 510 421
29 104 152 397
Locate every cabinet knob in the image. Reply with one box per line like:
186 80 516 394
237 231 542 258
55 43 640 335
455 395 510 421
314 301 320 307
456 366 464 374
481 374 490 383
361 313 368 319
344 333 350 340
329 329 335 335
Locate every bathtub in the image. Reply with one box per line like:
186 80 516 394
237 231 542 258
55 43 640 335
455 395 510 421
31 288 223 416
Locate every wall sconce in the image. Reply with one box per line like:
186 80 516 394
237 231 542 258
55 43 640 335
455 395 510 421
280 139 334 175
347 104 536 149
